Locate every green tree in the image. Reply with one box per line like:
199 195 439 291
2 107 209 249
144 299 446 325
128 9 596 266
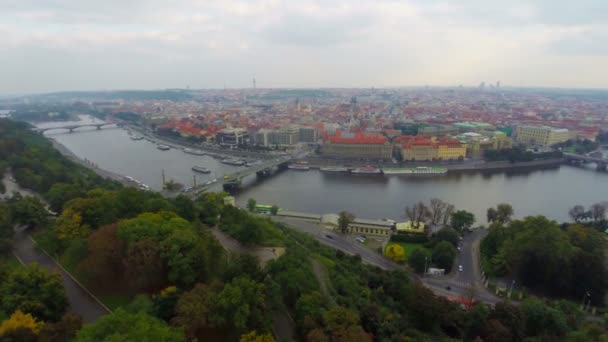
431 241 457 272
462 304 489 341
0 204 13 254
450 210 475 232
496 203 514 224
408 249 429 274
295 291 329 332
77 224 125 288
212 277 268 334
172 283 218 338
270 205 279 216
74 309 184 342
45 183 84 213
337 211 355 234
313 306 372 342
0 264 68 322
501 216 577 295
171 195 196 221
521 298 569 338
487 207 498 224
160 229 209 287
54 208 90 240
247 198 257 212
9 195 48 229
434 227 460 247
38 312 83 342
240 331 276 342
124 239 167 291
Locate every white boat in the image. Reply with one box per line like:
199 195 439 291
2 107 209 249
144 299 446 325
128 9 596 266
192 166 211 173
183 148 206 155
288 164 310 171
221 159 246 166
381 168 413 175
351 166 382 174
320 166 349 173
411 167 448 175
130 135 143 141
157 144 171 151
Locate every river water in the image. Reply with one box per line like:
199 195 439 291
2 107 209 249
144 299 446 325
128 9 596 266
38 117 608 224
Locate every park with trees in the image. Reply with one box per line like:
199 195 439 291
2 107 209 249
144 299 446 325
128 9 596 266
1 118 607 341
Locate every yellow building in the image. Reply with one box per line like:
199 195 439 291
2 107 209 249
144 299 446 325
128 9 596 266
515 125 574 147
459 132 513 158
395 221 426 234
401 137 465 161
436 139 467 160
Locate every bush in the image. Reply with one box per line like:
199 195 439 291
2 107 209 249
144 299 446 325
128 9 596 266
390 233 428 244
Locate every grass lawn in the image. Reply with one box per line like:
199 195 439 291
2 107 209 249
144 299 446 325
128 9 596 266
386 242 431 261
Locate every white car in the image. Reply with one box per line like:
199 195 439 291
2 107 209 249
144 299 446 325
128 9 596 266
458 265 463 272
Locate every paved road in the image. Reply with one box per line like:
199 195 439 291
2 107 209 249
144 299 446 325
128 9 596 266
421 229 503 304
12 228 110 323
274 217 506 304
272 217 402 272
3 173 110 323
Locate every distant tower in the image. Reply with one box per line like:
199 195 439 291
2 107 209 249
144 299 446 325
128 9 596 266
496 81 501 88
252 77 256 89
295 98 301 111
350 96 357 114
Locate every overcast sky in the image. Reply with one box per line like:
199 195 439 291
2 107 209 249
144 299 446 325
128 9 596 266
2 0 607 93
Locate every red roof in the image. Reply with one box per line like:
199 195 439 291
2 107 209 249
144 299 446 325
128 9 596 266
327 131 387 144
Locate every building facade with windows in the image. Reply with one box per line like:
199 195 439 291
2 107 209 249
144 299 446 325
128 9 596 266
216 127 248 146
321 131 392 159
514 125 574 147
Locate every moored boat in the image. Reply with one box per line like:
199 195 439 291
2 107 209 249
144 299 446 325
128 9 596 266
183 148 206 155
381 168 413 175
351 166 382 174
288 163 310 171
192 166 211 173
221 158 246 166
157 144 171 151
411 166 447 174
320 166 349 173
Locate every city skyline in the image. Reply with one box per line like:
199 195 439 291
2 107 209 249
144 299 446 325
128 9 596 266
2 0 608 93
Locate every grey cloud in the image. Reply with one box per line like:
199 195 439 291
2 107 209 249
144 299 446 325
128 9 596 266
550 30 608 55
262 12 376 46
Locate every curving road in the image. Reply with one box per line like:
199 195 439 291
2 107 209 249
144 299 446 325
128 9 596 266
4 174 110 323
12 227 110 323
273 216 503 304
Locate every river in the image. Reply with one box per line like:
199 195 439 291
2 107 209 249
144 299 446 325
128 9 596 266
38 116 608 224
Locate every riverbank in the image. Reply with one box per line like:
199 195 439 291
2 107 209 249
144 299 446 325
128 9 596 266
49 138 128 185
299 157 563 173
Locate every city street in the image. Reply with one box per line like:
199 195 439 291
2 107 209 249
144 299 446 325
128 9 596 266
273 216 504 304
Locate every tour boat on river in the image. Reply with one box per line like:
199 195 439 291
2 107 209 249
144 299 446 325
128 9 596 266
351 166 382 174
320 166 349 173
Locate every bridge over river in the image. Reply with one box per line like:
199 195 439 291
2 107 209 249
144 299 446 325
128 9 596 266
189 156 293 195
33 122 119 134
563 152 608 171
